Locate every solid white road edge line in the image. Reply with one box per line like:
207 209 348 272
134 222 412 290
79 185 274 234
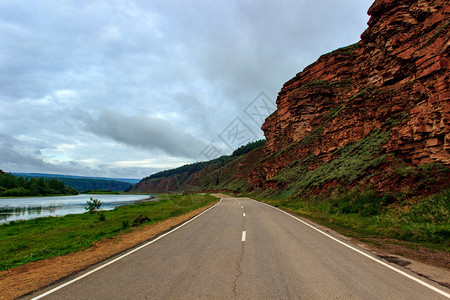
242 230 246 242
260 202 450 298
31 198 223 300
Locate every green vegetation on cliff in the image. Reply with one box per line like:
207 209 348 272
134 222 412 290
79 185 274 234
271 130 389 197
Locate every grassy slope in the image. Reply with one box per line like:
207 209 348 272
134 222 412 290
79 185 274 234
248 189 449 252
0 194 217 271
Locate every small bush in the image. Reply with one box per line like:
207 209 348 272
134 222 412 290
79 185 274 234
84 197 103 214
403 190 449 224
98 213 106 221
329 189 389 217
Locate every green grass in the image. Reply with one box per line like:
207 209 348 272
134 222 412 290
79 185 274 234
267 125 325 161
0 193 217 271
297 79 353 92
335 43 359 55
217 179 251 193
322 42 359 57
325 105 346 120
347 86 379 102
300 125 324 146
252 189 450 251
298 80 330 90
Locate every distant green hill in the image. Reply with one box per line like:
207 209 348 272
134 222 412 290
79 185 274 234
13 173 136 192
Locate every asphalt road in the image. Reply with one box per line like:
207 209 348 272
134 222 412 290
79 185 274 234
27 195 449 299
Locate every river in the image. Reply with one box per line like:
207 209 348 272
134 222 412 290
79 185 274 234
0 194 153 224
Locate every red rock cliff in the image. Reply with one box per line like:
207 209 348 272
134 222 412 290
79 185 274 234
261 0 449 182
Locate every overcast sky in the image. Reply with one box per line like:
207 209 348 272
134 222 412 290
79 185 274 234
0 0 373 179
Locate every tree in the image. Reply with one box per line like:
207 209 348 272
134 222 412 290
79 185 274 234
84 197 103 214
0 172 17 189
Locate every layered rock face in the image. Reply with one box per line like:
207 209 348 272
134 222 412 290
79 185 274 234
262 0 449 181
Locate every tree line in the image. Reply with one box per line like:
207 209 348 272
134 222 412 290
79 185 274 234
16 176 132 193
0 170 78 197
141 139 265 182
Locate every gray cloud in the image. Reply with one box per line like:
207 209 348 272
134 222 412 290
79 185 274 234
0 134 45 168
0 132 161 179
80 109 207 159
0 132 76 174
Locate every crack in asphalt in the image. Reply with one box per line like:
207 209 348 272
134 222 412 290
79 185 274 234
232 201 246 297
232 241 245 297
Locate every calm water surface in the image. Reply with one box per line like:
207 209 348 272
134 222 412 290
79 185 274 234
0 194 152 224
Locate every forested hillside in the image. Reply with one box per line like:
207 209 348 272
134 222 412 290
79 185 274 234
0 170 78 196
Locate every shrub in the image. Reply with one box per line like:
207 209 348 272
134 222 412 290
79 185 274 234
84 197 103 214
121 219 129 228
98 212 106 221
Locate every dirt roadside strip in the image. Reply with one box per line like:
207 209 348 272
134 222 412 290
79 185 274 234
0 201 218 300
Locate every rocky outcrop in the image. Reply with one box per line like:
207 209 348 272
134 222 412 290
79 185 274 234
261 0 449 181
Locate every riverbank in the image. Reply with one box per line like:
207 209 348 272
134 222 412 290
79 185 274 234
0 194 217 271
0 194 155 224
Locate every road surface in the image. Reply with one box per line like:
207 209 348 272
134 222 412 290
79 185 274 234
27 195 449 299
